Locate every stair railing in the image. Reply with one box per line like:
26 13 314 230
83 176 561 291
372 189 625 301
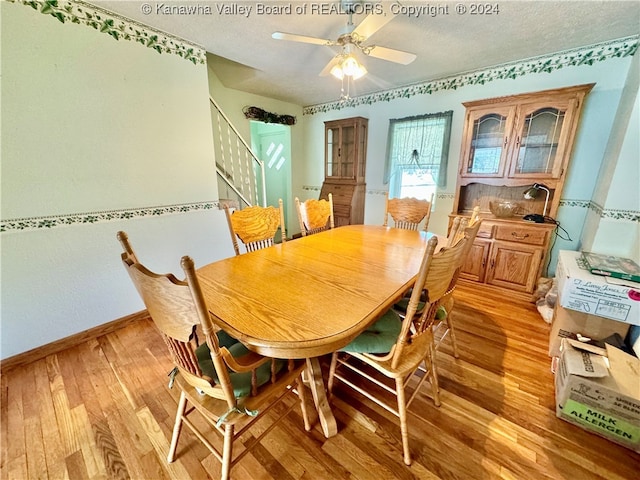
210 96 266 208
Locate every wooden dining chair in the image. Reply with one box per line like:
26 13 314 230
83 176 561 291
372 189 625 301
382 192 434 231
295 193 334 237
395 207 482 359
327 233 469 465
117 231 310 480
435 208 483 357
224 199 286 255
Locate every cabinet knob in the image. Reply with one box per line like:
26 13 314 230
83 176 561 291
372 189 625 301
511 232 530 241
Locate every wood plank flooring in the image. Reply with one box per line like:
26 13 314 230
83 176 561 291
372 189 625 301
2 283 639 479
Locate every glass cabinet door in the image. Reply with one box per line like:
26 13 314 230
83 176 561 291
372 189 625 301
325 124 357 179
340 125 355 178
461 106 515 177
510 100 576 178
324 117 367 181
326 126 338 177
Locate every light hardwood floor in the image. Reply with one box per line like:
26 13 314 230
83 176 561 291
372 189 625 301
2 283 639 479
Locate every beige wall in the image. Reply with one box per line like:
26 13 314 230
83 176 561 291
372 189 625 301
1 2 232 359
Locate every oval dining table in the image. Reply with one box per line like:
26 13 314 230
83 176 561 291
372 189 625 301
196 224 434 438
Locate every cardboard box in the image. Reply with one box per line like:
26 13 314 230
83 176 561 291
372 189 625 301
556 250 640 326
555 339 640 452
549 304 630 357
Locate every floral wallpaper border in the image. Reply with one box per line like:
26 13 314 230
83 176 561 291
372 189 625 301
0 202 219 233
580 200 640 223
1 199 637 233
303 35 639 115
10 0 206 64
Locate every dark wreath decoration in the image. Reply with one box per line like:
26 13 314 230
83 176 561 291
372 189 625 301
243 106 297 125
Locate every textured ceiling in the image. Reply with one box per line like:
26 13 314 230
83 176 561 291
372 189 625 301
92 1 639 106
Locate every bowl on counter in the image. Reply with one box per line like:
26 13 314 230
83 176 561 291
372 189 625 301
489 201 521 218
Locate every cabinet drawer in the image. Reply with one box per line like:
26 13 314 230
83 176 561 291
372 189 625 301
476 223 495 239
333 205 351 217
494 225 547 246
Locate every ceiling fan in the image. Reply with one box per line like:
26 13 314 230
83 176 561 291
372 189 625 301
271 0 416 79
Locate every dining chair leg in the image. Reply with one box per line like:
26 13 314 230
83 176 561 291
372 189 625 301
168 391 188 462
296 374 312 431
221 424 234 480
443 297 460 358
395 377 412 466
429 341 441 407
447 315 460 358
327 353 338 398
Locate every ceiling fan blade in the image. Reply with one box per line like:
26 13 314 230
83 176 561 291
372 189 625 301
352 13 396 40
365 45 417 65
319 56 342 77
272 32 334 46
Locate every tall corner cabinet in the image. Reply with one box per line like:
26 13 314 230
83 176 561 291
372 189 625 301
320 116 368 226
451 83 594 297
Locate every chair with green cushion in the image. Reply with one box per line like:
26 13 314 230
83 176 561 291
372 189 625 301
434 210 482 357
327 234 469 466
117 231 310 480
394 208 482 358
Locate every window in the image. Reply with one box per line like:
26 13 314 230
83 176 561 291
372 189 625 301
384 111 453 201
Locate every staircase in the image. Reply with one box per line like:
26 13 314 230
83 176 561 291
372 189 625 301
210 96 266 209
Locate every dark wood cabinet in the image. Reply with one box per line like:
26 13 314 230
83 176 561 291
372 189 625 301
320 117 368 226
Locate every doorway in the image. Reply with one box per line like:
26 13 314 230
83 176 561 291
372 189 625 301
250 121 292 236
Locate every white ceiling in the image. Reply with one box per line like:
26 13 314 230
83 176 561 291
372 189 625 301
92 1 639 106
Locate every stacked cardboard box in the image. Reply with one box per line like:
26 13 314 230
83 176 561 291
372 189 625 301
555 339 640 452
551 251 640 449
555 250 640 325
549 306 630 357
550 250 639 357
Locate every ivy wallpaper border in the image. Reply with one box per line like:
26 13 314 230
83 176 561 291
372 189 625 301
1 199 637 233
10 0 206 65
304 35 639 115
0 202 219 233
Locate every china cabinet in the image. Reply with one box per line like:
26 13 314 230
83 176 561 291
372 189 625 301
320 117 368 226
452 84 594 296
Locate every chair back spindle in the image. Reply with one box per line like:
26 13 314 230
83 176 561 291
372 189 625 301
224 199 286 255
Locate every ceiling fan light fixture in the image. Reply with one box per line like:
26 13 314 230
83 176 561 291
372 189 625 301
342 55 360 76
330 64 345 80
330 54 367 80
351 64 367 80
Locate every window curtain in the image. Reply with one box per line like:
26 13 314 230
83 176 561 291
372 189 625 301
383 111 453 187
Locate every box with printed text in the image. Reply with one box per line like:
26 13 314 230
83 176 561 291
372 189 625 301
555 339 640 452
556 250 640 326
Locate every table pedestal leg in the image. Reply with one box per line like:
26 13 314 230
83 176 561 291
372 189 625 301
305 357 337 438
